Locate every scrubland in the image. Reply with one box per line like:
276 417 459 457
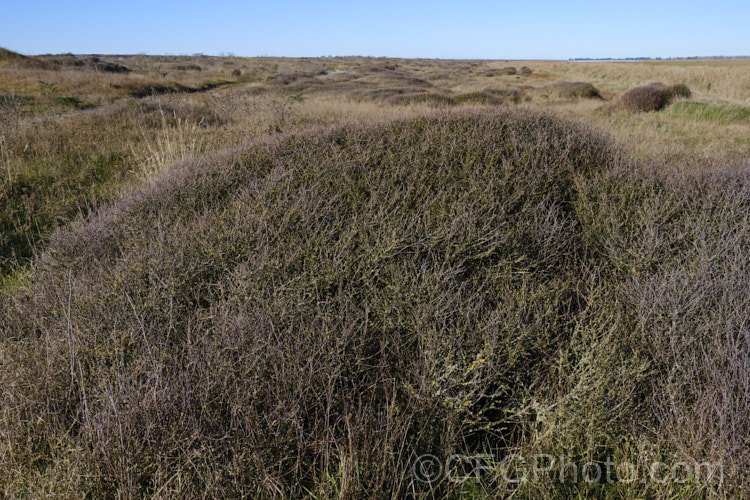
1 49 749 498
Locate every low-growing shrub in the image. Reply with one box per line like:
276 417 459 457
112 80 184 97
172 63 202 71
620 83 666 111
660 82 691 101
615 82 692 112
1 109 616 497
54 95 82 107
350 86 428 102
453 89 525 105
0 47 50 69
385 92 456 106
549 81 603 99
454 91 505 104
353 70 434 88
478 66 517 77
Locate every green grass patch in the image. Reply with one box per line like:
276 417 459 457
665 100 750 124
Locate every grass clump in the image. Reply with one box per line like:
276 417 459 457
0 109 616 497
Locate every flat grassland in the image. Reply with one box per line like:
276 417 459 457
1 50 749 498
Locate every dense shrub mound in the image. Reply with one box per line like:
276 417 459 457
4 109 746 497
350 85 428 102
454 91 506 104
385 92 457 106
46 55 132 73
616 82 692 112
0 47 49 69
574 163 750 494
548 81 603 99
477 66 517 77
353 70 434 88
1 110 615 497
172 63 202 71
454 89 524 105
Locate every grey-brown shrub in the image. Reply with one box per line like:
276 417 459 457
616 82 692 112
384 92 457 106
549 81 603 99
0 109 615 497
573 163 750 492
3 104 745 498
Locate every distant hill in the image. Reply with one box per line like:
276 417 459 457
0 47 50 69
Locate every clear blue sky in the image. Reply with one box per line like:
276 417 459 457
2 0 749 59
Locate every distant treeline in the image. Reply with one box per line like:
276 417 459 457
571 55 750 61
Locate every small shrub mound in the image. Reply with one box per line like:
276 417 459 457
454 91 505 104
385 92 456 106
350 86 428 102
360 62 398 72
43 55 131 73
172 63 202 71
616 82 692 112
354 70 434 88
478 66 517 77
660 82 691 101
454 89 524 105
87 56 131 73
549 81 603 99
111 80 188 97
0 47 50 69
1 109 615 498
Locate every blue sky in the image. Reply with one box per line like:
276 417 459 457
2 1 749 59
